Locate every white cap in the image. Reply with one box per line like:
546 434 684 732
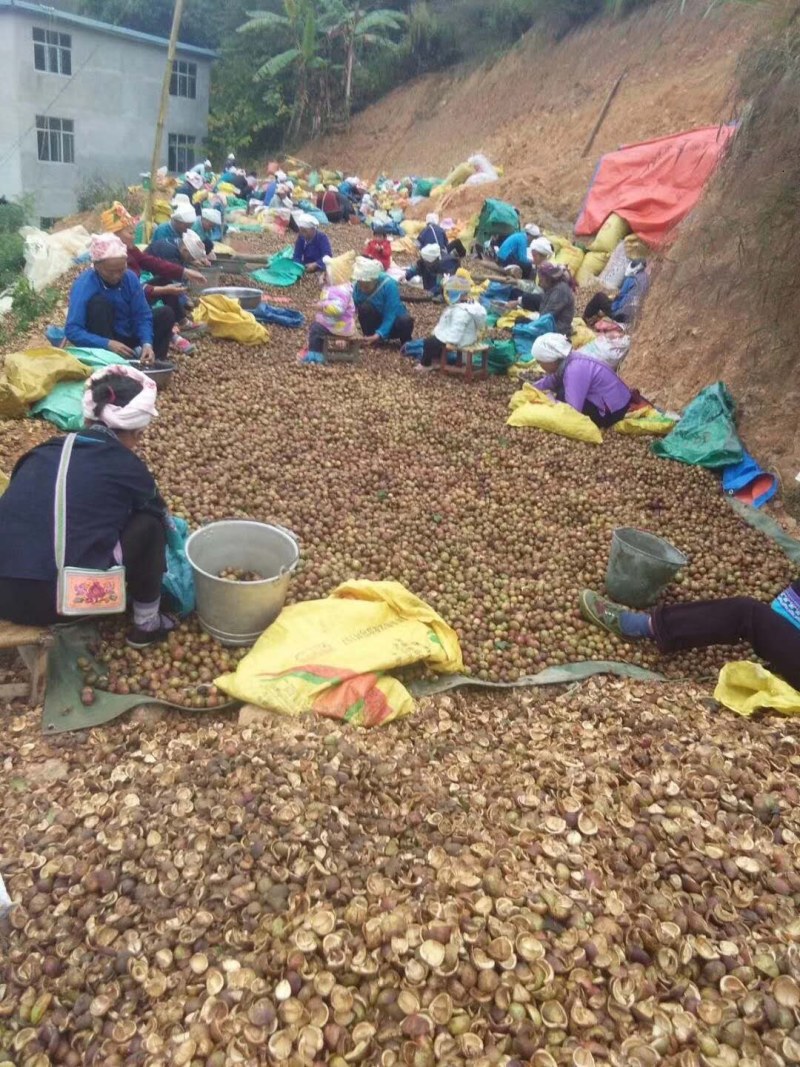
529 237 554 257
353 256 383 282
296 213 319 230
201 207 222 226
532 333 572 364
524 223 541 237
426 212 440 226
172 204 197 225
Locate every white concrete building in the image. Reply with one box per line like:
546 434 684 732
0 0 215 224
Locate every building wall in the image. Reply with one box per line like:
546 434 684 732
0 11 212 222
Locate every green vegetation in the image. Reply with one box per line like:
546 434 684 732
73 0 754 159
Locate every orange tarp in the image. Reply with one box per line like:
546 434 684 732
575 125 737 249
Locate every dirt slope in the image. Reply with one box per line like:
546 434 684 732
300 0 756 224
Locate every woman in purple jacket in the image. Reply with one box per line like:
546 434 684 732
531 333 632 428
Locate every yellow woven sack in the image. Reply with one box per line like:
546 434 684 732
506 386 603 444
624 234 650 260
543 232 567 254
325 250 356 285
217 181 239 195
714 661 800 717
588 213 630 254
554 245 585 274
0 347 90 419
576 251 610 285
195 295 268 345
215 580 464 728
571 319 596 350
442 161 475 189
402 219 425 238
153 199 173 224
0 471 8 495
614 408 676 437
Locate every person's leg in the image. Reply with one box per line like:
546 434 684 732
358 305 382 337
85 294 115 340
120 512 173 645
0 578 59 626
583 400 631 429
420 336 444 367
448 239 467 258
583 293 614 321
151 305 176 362
652 598 800 689
307 322 330 354
390 315 414 345
326 211 343 224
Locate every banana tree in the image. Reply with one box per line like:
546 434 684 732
238 0 321 140
322 2 408 121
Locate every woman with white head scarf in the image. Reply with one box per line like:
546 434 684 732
531 333 633 428
292 214 333 273
151 202 198 248
405 242 461 295
65 234 168 363
352 256 414 345
0 365 177 645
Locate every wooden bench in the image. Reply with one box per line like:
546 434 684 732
0 622 52 706
438 342 490 383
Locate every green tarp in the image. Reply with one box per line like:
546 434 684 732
250 246 306 288
30 348 126 431
652 382 744 469
475 198 521 246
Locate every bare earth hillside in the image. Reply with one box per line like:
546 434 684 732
300 0 756 224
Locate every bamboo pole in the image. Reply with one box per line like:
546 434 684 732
581 70 626 159
143 0 186 240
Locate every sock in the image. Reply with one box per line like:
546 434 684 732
619 611 654 639
133 598 161 631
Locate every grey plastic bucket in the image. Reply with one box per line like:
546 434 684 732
185 520 300 646
605 527 688 608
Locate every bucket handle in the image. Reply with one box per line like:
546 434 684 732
272 523 301 577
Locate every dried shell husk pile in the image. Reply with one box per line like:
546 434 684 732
2 678 800 1066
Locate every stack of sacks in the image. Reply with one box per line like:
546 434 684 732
577 213 630 285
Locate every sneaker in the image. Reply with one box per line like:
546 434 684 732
171 335 196 355
300 351 325 365
579 589 627 638
181 321 208 337
126 616 177 649
413 363 435 372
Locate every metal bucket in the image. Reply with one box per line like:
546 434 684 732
185 520 300 646
605 527 688 608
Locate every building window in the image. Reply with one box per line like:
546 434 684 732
168 133 196 174
33 28 72 75
36 116 75 163
170 59 197 99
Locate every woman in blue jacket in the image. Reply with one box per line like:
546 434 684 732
352 256 414 345
65 234 174 362
292 215 333 274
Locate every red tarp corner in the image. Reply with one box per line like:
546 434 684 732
575 125 736 249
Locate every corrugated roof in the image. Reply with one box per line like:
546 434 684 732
0 0 217 58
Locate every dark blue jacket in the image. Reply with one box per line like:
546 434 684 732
417 223 448 251
65 267 154 349
293 231 332 270
0 429 163 581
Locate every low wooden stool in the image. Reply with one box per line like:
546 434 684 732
0 621 52 705
326 337 361 364
439 343 490 383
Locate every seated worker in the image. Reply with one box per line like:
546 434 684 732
303 282 356 363
293 215 332 274
352 255 414 346
538 262 576 336
192 207 223 255
188 158 213 179
413 299 488 372
584 259 650 325
65 234 171 364
317 185 352 224
405 243 460 295
363 227 392 272
531 333 632 428
174 169 204 203
269 184 293 210
0 364 176 647
497 229 543 277
579 581 800 691
102 203 206 348
151 203 197 247
417 213 467 259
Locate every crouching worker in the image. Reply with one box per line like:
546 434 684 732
584 259 649 326
303 282 356 364
532 333 632 428
0 366 176 647
579 582 800 691
352 256 414 346
413 296 487 372
406 243 461 295
65 234 170 364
